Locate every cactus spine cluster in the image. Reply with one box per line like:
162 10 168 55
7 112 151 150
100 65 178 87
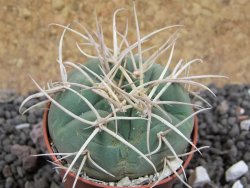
20 3 223 188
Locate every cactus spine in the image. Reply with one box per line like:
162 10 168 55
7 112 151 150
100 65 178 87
20 3 224 188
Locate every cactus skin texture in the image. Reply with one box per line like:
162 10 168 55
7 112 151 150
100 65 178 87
48 58 194 181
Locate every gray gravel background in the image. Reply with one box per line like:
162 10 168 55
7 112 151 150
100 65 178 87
0 84 249 188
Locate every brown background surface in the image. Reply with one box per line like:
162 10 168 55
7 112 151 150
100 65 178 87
0 0 249 94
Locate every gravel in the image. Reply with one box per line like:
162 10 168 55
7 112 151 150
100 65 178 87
0 84 249 188
0 92 62 188
174 84 250 187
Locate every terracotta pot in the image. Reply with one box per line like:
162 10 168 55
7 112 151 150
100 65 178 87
43 105 198 188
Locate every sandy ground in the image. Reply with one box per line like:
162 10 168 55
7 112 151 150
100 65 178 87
0 0 250 94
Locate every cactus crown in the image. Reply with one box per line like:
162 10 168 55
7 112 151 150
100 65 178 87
20 3 225 188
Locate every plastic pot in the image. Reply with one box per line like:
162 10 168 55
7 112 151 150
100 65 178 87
43 104 198 188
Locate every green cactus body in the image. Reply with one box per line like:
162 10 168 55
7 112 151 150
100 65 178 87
48 58 194 181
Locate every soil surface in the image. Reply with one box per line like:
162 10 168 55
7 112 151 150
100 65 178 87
1 0 250 94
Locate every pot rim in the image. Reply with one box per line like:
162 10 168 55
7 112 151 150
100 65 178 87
43 104 198 188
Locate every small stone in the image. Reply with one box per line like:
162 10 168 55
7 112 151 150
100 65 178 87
11 144 35 158
23 155 38 172
17 179 25 188
217 100 229 114
15 123 30 130
4 154 16 163
20 132 27 142
5 177 14 188
0 108 4 117
240 176 248 187
0 161 6 171
17 166 24 177
240 119 250 131
229 125 240 137
25 181 34 188
117 177 131 187
211 124 219 134
229 146 238 158
3 144 11 152
27 114 36 124
236 141 245 149
108 182 115 186
3 124 14 133
232 180 243 188
226 160 249 181
0 117 5 124
2 165 12 177
243 152 250 162
188 166 211 187
50 182 60 188
225 139 234 148
228 117 237 125
30 123 45 151
10 164 16 174
236 107 245 115
132 177 150 185
11 144 37 172
34 177 49 188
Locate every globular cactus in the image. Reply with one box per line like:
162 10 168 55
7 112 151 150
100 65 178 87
48 58 194 181
20 3 224 188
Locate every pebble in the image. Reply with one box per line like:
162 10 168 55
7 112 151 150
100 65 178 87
30 123 45 151
2 165 12 177
17 166 24 177
4 153 16 163
225 160 249 181
15 123 30 130
188 166 211 187
217 100 229 114
0 109 4 117
240 119 250 131
11 144 35 158
34 177 49 188
236 141 245 149
25 181 34 188
229 146 238 158
0 117 5 124
23 155 38 172
243 152 250 162
232 180 243 188
11 144 38 172
228 117 237 125
5 177 15 188
50 182 60 188
0 160 6 171
27 113 37 124
132 177 150 185
229 125 240 137
108 182 115 186
117 177 131 187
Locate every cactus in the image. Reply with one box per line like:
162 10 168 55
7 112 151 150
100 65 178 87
20 3 225 188
48 57 194 181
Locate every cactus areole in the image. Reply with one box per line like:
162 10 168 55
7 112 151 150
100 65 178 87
48 58 194 181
